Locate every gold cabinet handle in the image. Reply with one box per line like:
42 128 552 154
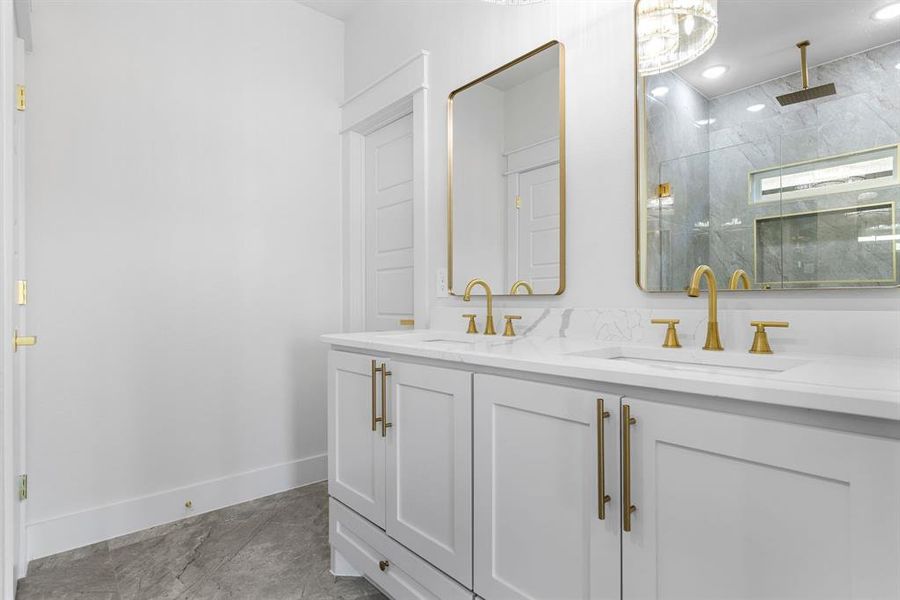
597 398 611 520
749 321 790 355
650 318 681 348
379 559 389 571
622 403 637 532
380 363 392 437
13 330 37 353
371 360 383 432
502 315 522 337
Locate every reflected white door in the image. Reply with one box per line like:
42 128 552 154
365 115 414 331
513 163 559 293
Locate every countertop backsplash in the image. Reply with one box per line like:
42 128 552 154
429 305 900 360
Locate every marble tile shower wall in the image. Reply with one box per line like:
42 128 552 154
644 70 710 291
707 41 900 288
646 41 900 290
430 305 900 360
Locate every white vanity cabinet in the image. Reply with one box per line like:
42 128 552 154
620 397 900 600
473 375 622 600
328 351 388 527
326 339 900 600
328 350 474 596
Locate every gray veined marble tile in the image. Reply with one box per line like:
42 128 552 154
109 508 273 600
19 485 385 600
16 542 119 600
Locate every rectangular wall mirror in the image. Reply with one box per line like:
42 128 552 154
635 1 900 291
449 40 565 296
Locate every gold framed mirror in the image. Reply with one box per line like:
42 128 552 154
448 40 566 296
633 0 900 292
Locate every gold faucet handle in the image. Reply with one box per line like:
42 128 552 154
650 319 681 348
749 321 789 354
462 314 478 334
502 315 522 337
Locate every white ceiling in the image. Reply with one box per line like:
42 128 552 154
676 0 900 98
296 0 367 21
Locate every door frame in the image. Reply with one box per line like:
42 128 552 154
340 50 429 332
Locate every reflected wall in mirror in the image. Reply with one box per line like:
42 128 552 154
635 0 900 291
449 41 565 296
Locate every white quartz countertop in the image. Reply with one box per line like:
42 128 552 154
322 330 900 421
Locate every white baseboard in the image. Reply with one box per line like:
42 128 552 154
25 453 327 563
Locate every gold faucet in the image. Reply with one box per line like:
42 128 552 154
687 265 723 351
509 280 534 295
728 269 750 290
463 278 496 335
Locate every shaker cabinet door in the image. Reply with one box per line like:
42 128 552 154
328 351 387 528
386 361 473 587
621 397 900 600
473 374 621 600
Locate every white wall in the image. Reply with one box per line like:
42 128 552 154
343 0 900 315
503 67 559 153
25 0 343 558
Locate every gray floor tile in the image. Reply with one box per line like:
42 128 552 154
18 483 385 600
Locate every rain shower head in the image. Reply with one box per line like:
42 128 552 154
776 40 837 106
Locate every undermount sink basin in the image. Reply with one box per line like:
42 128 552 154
567 346 807 376
373 331 514 349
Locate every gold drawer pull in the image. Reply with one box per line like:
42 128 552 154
371 360 383 432
379 559 389 571
380 363 392 437
597 398 611 520
622 403 637 532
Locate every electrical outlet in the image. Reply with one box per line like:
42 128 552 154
436 268 448 297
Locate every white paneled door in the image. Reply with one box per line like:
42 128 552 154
514 163 559 294
365 114 414 331
621 398 900 600
474 375 621 600
386 361 472 587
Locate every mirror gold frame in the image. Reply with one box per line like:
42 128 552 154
447 40 566 296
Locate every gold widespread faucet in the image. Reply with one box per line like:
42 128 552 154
509 280 534 295
463 278 496 335
687 265 724 351
728 269 750 290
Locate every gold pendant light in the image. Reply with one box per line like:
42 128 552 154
637 0 718 76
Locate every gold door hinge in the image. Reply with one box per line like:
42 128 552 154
17 280 27 305
515 195 521 209
16 85 26 111
657 182 671 197
18 474 27 500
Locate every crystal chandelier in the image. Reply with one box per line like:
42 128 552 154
637 0 718 76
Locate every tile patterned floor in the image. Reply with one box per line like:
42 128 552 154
17 482 386 600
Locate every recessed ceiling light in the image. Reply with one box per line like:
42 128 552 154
873 2 900 19
701 65 728 79
650 86 670 97
746 104 766 112
695 118 716 126
895 62 900 69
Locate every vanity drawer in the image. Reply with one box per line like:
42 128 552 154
329 498 473 600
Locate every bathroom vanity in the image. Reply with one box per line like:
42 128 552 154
323 330 900 600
